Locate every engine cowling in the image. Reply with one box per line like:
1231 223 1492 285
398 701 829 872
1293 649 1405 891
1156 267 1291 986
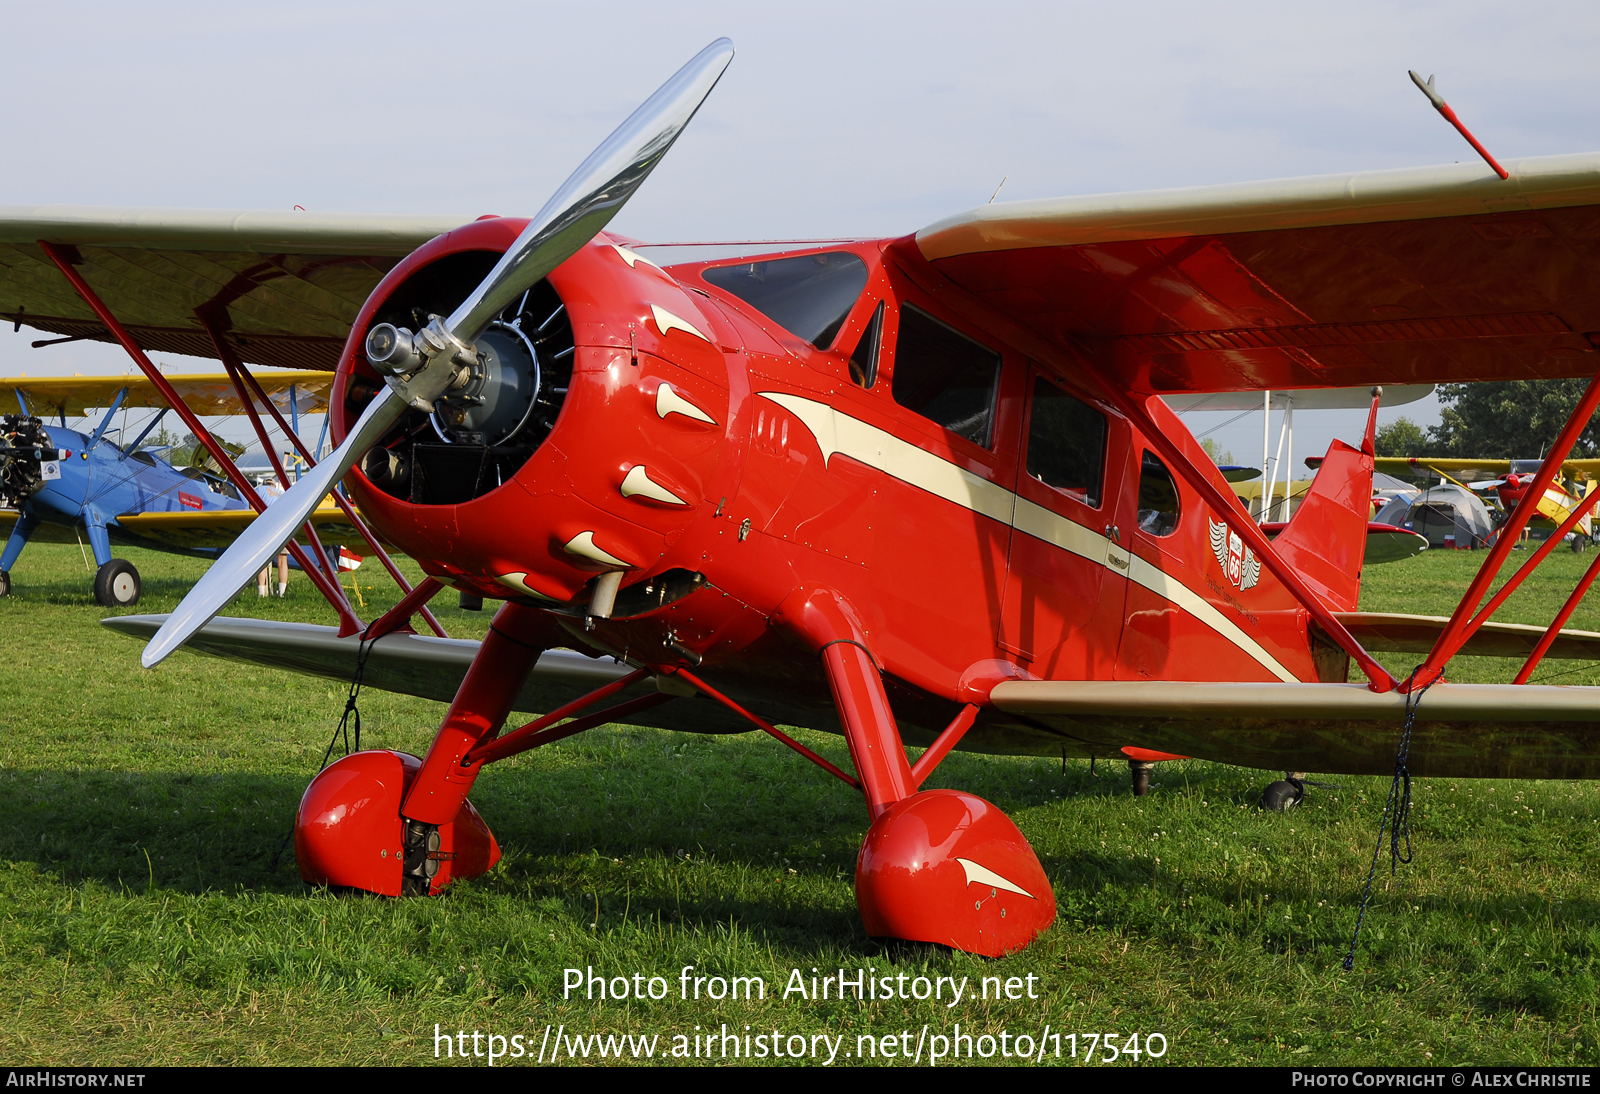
334 219 736 611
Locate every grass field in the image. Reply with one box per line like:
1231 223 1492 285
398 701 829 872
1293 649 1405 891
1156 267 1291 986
4 541 1600 1066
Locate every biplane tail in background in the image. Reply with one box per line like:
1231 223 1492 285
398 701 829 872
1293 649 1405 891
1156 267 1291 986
16 41 1600 956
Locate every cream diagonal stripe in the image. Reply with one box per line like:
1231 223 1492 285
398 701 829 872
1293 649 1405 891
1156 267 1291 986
759 391 1298 682
1124 555 1295 682
760 392 1016 525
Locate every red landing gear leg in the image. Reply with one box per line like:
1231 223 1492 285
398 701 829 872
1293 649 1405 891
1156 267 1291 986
779 589 1056 956
293 603 548 896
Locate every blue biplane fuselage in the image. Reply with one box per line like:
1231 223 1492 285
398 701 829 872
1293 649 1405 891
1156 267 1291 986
2 397 249 604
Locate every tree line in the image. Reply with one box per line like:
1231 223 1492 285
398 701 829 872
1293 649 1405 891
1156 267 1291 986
1376 380 1600 460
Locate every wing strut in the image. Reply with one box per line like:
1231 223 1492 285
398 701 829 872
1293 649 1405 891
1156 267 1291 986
656 666 862 789
208 338 353 619
1515 548 1600 683
1109 389 1397 690
1413 369 1600 686
37 241 364 635
196 311 448 638
885 238 1397 690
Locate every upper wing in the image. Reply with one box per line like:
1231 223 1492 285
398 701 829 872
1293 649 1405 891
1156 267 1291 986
916 154 1600 394
1372 456 1511 476
0 207 469 370
1365 456 1600 479
1 370 335 419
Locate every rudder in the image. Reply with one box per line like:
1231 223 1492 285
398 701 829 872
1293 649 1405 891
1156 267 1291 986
1271 437 1375 612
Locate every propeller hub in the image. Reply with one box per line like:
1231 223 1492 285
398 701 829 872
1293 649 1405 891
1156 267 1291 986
371 316 478 413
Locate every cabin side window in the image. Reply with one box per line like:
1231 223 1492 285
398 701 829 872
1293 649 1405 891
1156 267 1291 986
848 300 884 388
701 251 869 349
1025 375 1106 507
1137 450 1181 537
890 304 1002 448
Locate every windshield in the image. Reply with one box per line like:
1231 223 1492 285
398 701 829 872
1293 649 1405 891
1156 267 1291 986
701 251 868 349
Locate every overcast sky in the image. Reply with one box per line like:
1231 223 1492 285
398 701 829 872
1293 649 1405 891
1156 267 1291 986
3 0 1597 467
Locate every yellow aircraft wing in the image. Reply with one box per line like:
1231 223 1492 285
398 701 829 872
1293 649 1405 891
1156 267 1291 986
0 371 336 420
1362 457 1597 537
1370 456 1600 478
3 501 387 552
114 503 388 551
0 510 83 545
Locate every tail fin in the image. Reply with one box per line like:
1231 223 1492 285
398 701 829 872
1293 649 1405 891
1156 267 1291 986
1270 392 1381 612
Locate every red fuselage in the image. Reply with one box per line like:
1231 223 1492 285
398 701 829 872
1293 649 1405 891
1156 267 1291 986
334 218 1343 751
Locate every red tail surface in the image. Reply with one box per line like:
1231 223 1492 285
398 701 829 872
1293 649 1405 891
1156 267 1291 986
1271 438 1376 612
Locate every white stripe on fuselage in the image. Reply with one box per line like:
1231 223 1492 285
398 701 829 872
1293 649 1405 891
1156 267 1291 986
759 391 1297 682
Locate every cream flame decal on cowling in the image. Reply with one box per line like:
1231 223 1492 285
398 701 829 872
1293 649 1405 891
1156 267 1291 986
562 531 633 568
610 242 664 272
493 573 556 601
619 464 687 505
956 857 1035 899
655 382 716 425
649 304 711 344
759 391 1298 683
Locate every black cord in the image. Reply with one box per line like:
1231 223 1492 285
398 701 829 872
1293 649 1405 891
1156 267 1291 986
1343 667 1432 971
269 629 377 873
320 630 376 767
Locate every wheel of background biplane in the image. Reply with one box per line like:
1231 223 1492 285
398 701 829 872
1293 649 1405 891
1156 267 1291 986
1259 780 1304 812
93 558 141 607
0 569 10 598
1572 536 1587 554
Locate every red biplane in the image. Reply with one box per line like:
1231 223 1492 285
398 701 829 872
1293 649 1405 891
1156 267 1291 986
9 40 1600 957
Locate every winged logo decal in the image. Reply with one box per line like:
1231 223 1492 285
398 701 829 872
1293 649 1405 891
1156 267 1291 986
1209 516 1261 591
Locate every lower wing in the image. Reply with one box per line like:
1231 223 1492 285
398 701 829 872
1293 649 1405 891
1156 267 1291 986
113 506 389 551
100 610 1600 780
100 614 750 736
989 678 1600 780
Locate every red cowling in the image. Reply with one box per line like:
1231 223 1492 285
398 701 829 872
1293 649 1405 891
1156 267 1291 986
856 790 1055 957
1497 474 1531 508
294 750 500 896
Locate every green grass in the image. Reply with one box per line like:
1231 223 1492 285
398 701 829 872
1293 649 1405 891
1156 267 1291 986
4 543 1600 1065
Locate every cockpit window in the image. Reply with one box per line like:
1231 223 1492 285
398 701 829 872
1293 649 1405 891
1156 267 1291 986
890 304 1001 448
1137 450 1181 537
128 450 157 466
701 251 869 349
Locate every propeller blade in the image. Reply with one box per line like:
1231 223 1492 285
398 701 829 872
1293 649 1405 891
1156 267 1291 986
141 387 401 668
141 38 735 669
447 37 735 345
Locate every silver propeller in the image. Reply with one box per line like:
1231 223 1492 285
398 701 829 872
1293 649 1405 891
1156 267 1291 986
142 37 735 669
